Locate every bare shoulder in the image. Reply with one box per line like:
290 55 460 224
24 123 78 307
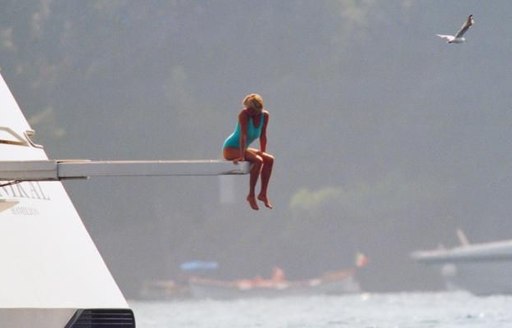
238 109 249 119
263 110 270 121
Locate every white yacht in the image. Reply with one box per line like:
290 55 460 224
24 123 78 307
0 71 138 327
411 231 512 295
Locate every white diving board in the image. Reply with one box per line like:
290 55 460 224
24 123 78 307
0 159 250 181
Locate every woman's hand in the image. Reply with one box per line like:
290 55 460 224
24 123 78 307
233 157 245 164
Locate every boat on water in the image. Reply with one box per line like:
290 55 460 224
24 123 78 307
139 279 191 300
188 267 361 299
411 231 512 295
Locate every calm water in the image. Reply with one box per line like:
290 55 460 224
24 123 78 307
129 292 512 328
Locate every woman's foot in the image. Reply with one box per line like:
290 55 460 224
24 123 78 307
257 194 273 209
247 195 259 210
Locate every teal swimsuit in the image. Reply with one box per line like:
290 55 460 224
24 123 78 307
223 113 264 149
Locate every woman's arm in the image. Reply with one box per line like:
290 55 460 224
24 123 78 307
238 110 248 160
259 111 269 153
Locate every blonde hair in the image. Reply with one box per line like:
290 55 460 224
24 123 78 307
243 93 264 110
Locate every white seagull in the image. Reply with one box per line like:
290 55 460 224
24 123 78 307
437 15 474 44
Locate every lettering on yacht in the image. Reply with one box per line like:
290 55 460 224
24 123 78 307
10 206 40 216
0 181 51 201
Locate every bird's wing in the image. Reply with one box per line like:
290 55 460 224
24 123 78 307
454 15 473 38
437 34 454 42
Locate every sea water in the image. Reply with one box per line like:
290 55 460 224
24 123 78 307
129 292 512 328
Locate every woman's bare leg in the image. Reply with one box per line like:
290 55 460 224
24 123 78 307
224 147 262 210
244 149 263 210
257 152 274 209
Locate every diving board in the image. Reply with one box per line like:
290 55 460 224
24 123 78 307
0 159 250 181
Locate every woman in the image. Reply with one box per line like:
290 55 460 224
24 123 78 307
223 94 274 210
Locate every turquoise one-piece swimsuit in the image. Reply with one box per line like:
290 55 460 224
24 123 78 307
223 113 264 149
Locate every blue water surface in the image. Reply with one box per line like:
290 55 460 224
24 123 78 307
130 292 512 328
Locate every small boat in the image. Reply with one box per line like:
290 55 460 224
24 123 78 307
188 267 361 299
138 279 191 300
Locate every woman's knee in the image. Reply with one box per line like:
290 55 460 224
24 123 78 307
263 153 274 166
251 155 263 167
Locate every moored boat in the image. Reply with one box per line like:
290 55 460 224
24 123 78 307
188 268 361 299
411 231 512 295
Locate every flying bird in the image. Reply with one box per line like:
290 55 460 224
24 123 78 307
437 15 474 44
